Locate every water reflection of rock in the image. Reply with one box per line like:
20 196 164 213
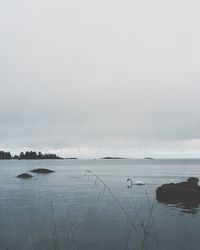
158 200 200 214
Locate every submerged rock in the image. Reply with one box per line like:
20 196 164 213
17 173 33 178
30 168 54 173
156 177 200 202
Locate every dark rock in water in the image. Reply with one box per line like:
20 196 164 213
17 173 33 178
156 177 200 202
30 168 54 173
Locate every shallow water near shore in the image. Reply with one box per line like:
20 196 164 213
0 159 200 250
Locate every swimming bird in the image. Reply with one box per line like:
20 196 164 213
127 178 145 186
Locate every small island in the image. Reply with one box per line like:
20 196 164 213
64 157 78 160
101 157 125 160
144 157 154 160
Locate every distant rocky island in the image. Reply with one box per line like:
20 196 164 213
0 150 62 160
144 157 154 160
64 157 78 160
101 157 125 160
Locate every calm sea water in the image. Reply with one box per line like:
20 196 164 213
0 159 200 250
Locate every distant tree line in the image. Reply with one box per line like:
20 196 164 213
0 150 62 160
0 151 12 159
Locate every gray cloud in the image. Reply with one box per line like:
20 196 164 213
1 0 200 157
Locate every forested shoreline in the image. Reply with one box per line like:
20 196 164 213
0 151 62 160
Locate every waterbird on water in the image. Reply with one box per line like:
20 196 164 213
127 178 145 187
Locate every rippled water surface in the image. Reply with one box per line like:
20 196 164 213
0 159 200 250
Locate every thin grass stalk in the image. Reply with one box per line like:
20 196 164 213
86 170 143 246
50 200 60 250
125 203 144 250
62 196 76 250
145 190 160 250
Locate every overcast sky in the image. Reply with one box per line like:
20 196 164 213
1 0 200 158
